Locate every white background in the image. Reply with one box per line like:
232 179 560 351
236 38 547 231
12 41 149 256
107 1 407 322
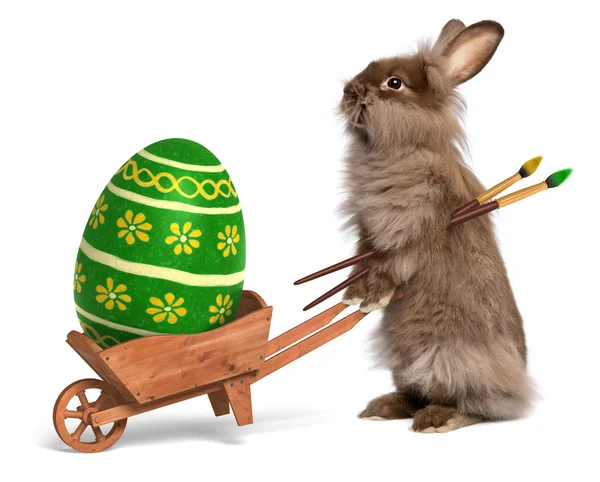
2 1 598 480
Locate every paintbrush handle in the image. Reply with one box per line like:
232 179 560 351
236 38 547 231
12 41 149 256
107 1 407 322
496 181 547 208
448 200 499 227
303 267 370 311
451 199 479 217
477 172 522 204
451 172 523 217
294 250 376 285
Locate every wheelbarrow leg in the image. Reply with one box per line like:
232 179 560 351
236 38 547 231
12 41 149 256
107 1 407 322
223 379 253 426
208 389 230 417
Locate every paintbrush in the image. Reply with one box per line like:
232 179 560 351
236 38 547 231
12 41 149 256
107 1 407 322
294 250 376 286
452 156 543 217
297 164 569 311
302 267 371 311
449 168 573 227
297 156 543 287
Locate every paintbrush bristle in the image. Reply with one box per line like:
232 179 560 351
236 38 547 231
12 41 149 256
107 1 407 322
519 156 543 178
545 168 573 188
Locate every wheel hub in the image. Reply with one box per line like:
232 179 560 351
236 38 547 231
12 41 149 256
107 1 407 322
82 406 98 425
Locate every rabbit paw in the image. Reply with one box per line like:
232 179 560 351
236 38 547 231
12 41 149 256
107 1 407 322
411 405 481 433
358 393 414 420
342 277 366 306
359 269 396 313
359 285 395 313
359 293 394 313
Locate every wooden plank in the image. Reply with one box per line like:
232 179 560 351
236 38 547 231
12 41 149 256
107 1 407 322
66 331 136 403
208 390 230 417
91 383 222 426
223 374 253 426
265 301 349 357
101 307 272 403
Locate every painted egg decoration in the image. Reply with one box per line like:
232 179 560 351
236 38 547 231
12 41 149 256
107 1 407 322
73 138 246 348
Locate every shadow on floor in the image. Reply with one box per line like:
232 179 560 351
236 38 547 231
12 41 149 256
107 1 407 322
40 406 333 452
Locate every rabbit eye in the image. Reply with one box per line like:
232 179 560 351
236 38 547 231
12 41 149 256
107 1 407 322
386 77 403 90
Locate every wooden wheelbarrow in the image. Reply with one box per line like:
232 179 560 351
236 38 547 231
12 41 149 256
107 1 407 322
53 289 402 452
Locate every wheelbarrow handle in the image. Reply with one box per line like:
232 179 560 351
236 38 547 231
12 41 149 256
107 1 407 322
255 289 403 382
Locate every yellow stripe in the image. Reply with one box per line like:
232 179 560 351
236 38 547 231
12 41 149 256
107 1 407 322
80 238 245 287
107 182 241 215
75 304 163 337
138 149 226 173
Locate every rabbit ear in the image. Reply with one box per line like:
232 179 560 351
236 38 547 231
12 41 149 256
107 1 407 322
433 19 466 54
442 20 504 86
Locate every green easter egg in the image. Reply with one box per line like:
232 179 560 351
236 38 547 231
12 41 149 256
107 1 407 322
73 138 246 348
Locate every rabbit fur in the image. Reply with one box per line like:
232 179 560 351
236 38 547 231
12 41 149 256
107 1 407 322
340 19 532 433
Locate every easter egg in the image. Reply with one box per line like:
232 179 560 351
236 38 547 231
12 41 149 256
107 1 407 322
73 138 246 348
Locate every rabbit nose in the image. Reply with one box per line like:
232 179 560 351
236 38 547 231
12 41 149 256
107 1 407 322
343 81 366 99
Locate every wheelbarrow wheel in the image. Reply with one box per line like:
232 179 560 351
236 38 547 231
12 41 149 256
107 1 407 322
53 378 128 453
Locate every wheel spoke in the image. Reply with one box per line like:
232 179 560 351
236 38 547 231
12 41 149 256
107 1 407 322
54 379 129 453
91 425 105 442
77 390 91 409
72 421 87 441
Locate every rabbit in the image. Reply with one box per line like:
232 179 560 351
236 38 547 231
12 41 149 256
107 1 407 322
339 19 532 433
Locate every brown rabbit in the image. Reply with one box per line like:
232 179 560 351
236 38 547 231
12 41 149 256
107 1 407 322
340 19 532 432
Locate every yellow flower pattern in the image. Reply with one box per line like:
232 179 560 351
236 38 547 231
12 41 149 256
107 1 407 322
89 194 108 229
165 222 202 255
117 210 152 245
73 262 86 293
146 293 186 324
96 278 131 311
209 294 234 325
217 225 240 257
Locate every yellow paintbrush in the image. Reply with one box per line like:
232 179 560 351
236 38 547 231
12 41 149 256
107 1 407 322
452 156 543 217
